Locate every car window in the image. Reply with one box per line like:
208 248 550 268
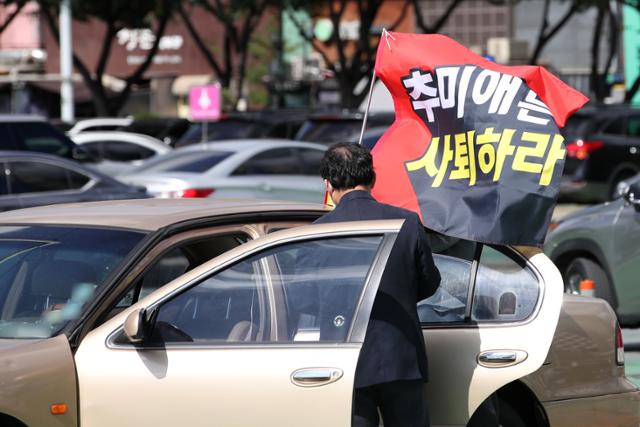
136 150 232 173
113 233 250 313
82 141 104 160
148 235 383 344
628 117 640 138
9 123 74 157
233 148 303 175
601 117 625 136
102 141 155 162
418 254 471 323
472 246 539 322
0 226 145 338
7 161 78 194
0 165 8 195
67 169 91 189
295 148 324 176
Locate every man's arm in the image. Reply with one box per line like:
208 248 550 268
415 220 441 301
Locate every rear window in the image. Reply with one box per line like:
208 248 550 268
136 150 232 173
177 120 255 146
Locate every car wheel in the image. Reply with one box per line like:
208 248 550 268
564 257 614 304
498 398 527 427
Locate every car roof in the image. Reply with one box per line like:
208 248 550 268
0 115 46 123
178 139 326 152
0 198 328 232
71 131 171 150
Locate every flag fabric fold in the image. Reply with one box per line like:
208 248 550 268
370 32 589 246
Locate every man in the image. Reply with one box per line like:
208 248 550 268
316 143 441 427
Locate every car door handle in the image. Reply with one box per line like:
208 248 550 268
291 368 343 387
477 350 528 368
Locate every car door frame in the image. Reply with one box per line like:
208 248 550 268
74 220 403 427
69 215 323 346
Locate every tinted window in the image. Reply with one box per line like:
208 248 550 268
177 121 255 146
149 235 383 344
101 141 155 162
472 246 539 322
136 150 232 173
82 142 104 160
8 123 74 157
601 117 625 136
298 120 362 143
0 165 8 195
628 117 640 138
0 226 145 338
296 148 324 175
8 161 76 193
234 148 302 175
68 169 91 189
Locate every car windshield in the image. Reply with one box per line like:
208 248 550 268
0 225 145 338
297 120 363 143
136 150 233 173
178 120 255 145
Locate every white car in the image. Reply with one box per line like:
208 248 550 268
118 139 326 203
71 131 171 175
67 117 133 136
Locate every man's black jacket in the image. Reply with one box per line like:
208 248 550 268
315 190 441 388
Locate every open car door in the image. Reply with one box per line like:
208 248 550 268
419 241 564 425
74 220 403 427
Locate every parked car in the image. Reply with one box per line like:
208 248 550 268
122 117 191 147
0 115 91 162
176 110 310 147
67 117 133 136
295 111 394 145
560 105 640 203
71 131 171 175
0 151 147 211
545 175 640 326
0 199 634 427
119 139 326 202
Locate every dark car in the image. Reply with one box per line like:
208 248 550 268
176 110 311 147
294 111 394 146
560 105 640 203
0 151 147 211
0 115 91 162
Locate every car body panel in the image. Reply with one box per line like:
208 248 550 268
543 391 640 427
118 139 326 202
425 248 564 425
0 334 77 427
545 198 640 324
522 296 636 402
74 220 402 427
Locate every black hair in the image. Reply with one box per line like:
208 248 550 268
320 143 375 190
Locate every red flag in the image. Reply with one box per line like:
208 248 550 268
370 32 588 246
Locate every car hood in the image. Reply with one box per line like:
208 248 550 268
556 199 622 226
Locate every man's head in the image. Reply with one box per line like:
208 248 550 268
320 143 375 204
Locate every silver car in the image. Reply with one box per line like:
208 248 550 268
119 139 326 202
545 176 640 326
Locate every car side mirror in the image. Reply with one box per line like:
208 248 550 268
625 181 640 209
123 308 148 344
72 146 99 163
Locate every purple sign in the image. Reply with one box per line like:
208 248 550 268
189 84 221 121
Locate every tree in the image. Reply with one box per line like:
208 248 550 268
38 0 175 116
528 0 581 64
178 0 272 109
412 0 465 34
285 0 412 109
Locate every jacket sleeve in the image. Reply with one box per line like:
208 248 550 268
414 218 441 301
